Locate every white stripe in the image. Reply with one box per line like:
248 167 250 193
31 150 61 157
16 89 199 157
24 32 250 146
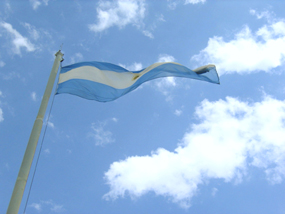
58 62 181 89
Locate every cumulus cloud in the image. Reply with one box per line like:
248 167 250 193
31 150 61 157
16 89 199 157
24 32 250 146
89 121 115 146
192 12 285 75
104 96 285 208
0 21 36 55
89 0 145 33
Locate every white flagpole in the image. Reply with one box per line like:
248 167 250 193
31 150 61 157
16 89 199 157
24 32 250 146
7 50 64 214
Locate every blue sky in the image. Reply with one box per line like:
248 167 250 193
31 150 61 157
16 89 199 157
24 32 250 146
1 0 285 213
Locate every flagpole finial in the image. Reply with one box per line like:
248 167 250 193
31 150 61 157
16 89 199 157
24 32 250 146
55 50 64 62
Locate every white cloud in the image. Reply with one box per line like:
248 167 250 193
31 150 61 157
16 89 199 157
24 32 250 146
192 13 285 75
184 0 206 4
158 54 175 63
142 30 154 39
31 92 37 101
211 187 218 196
48 121 54 129
104 96 285 208
0 61 5 67
154 54 177 100
119 62 143 71
30 202 41 211
167 0 206 9
174 109 182 116
89 121 115 146
29 0 41 10
23 23 40 40
89 0 145 32
0 108 3 122
30 200 64 213
0 91 3 122
250 9 272 20
0 21 36 55
112 117 118 122
70 52 83 64
29 0 49 10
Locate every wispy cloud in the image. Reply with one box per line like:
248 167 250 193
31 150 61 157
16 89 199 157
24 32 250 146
174 109 182 116
89 0 146 35
0 91 3 122
0 108 3 123
23 23 40 40
89 120 116 146
167 0 206 9
192 11 285 75
0 61 5 67
70 52 83 64
0 21 36 55
31 92 37 101
30 200 64 213
29 0 50 10
104 95 285 208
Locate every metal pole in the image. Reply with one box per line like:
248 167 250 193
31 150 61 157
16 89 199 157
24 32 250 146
7 50 63 214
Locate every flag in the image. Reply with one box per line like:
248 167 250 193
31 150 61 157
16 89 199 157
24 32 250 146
56 61 219 102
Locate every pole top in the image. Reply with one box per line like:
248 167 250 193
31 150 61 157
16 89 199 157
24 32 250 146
55 50 64 62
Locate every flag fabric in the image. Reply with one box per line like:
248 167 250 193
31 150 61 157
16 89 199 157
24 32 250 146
56 61 219 102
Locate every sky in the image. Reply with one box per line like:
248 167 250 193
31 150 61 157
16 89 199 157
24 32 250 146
1 0 285 213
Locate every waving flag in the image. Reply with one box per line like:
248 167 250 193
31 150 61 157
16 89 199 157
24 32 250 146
56 61 219 102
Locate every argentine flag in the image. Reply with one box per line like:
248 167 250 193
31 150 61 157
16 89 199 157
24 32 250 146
56 61 220 102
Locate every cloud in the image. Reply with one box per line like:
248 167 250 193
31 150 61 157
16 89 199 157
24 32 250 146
89 121 115 146
30 202 41 211
104 96 285 208
192 12 285 75
154 54 177 100
249 9 273 20
142 30 154 39
89 0 145 33
119 62 143 71
48 121 54 129
0 21 36 55
0 91 3 122
184 0 206 4
174 109 182 116
31 92 37 101
70 52 83 64
23 23 40 40
30 200 64 213
0 108 3 122
167 0 206 9
29 0 49 10
0 61 5 67
211 188 218 197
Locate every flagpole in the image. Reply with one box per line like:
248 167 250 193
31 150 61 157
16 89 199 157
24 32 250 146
7 50 64 214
